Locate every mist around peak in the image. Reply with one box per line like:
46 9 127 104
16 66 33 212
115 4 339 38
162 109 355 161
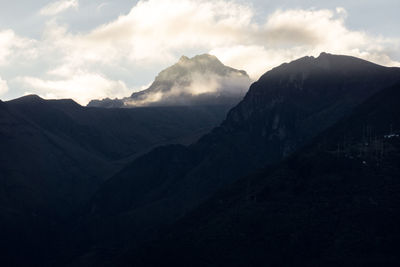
88 54 252 108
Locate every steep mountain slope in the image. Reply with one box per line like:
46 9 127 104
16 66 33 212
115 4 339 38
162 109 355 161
7 95 232 160
128 82 400 267
0 98 105 265
73 53 400 262
88 54 251 108
0 96 231 266
2 95 231 208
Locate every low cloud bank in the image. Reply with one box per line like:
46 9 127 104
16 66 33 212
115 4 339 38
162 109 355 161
124 71 251 106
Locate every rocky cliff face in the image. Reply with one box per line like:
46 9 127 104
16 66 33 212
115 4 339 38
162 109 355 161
73 54 400 264
127 81 400 267
222 52 400 159
88 54 251 107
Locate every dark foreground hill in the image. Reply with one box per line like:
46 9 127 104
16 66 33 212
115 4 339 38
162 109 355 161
67 53 400 265
0 96 231 265
1 53 400 266
126 82 400 267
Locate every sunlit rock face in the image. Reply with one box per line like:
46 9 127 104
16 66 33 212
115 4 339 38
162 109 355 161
88 54 252 108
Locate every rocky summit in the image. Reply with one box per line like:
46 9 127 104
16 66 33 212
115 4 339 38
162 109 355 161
88 54 251 108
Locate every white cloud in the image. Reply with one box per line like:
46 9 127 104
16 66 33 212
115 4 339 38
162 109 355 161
45 0 398 79
212 8 400 77
125 71 251 106
0 77 9 96
0 30 15 65
40 0 79 16
0 30 37 66
18 73 130 105
2 0 400 104
210 45 291 80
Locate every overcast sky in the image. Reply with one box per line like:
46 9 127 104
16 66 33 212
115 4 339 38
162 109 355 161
0 0 399 104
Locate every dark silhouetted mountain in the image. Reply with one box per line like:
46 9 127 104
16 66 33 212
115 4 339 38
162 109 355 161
126 82 400 267
68 53 400 264
88 54 251 108
6 95 232 160
0 95 231 266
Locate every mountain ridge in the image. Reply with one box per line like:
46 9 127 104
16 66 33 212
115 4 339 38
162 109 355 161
88 54 251 108
67 53 400 265
2 53 400 266
125 82 400 266
0 96 233 265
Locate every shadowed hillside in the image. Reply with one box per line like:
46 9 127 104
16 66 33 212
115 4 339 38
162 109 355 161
126 82 400 267
0 96 231 265
66 53 400 265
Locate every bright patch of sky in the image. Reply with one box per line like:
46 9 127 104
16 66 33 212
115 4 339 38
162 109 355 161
0 0 399 104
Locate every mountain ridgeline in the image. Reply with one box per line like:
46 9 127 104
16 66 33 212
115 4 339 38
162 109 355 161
0 95 233 265
88 54 251 108
128 81 400 267
1 53 400 266
67 53 400 265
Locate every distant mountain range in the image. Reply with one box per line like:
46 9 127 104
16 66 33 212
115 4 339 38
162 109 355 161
64 53 400 266
1 53 400 266
88 54 251 108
